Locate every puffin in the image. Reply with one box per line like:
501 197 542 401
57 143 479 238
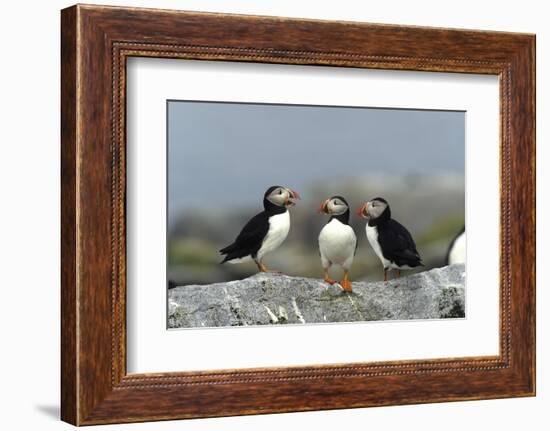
357 197 422 281
219 185 300 272
318 196 357 292
446 226 466 265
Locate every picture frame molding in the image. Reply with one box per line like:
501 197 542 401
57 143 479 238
61 4 535 425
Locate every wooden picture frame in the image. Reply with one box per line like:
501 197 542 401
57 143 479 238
61 4 535 425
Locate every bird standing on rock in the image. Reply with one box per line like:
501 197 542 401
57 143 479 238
357 197 422 281
219 185 300 273
318 196 357 292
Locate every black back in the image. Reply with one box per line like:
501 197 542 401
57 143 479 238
219 190 287 263
376 218 422 268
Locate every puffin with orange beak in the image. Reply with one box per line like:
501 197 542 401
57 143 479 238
357 197 422 281
318 196 357 292
220 186 300 272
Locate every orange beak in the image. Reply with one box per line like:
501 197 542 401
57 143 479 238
357 203 368 218
318 199 329 214
285 188 301 207
289 189 301 201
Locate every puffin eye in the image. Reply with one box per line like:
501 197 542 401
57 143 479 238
278 189 282 194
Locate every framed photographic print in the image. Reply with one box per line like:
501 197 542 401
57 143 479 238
61 4 535 425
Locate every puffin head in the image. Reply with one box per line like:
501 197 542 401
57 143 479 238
319 196 350 216
264 185 301 208
357 197 390 220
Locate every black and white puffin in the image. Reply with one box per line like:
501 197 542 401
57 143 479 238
357 197 422 281
446 226 466 265
219 185 300 272
318 196 357 292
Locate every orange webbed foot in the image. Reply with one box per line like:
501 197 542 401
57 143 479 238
340 279 353 292
324 277 337 285
257 262 281 273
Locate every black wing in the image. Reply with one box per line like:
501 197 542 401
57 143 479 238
219 211 269 263
378 219 422 267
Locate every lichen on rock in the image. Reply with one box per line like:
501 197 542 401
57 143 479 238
168 264 465 328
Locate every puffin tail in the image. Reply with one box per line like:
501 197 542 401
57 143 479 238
219 242 236 263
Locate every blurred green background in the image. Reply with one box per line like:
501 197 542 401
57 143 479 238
168 101 464 286
168 174 464 285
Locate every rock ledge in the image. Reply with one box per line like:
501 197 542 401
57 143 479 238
168 264 465 328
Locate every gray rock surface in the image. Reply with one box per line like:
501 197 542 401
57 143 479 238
168 264 465 328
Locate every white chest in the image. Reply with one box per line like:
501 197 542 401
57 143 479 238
366 224 391 267
257 211 290 259
318 219 357 265
448 231 466 265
